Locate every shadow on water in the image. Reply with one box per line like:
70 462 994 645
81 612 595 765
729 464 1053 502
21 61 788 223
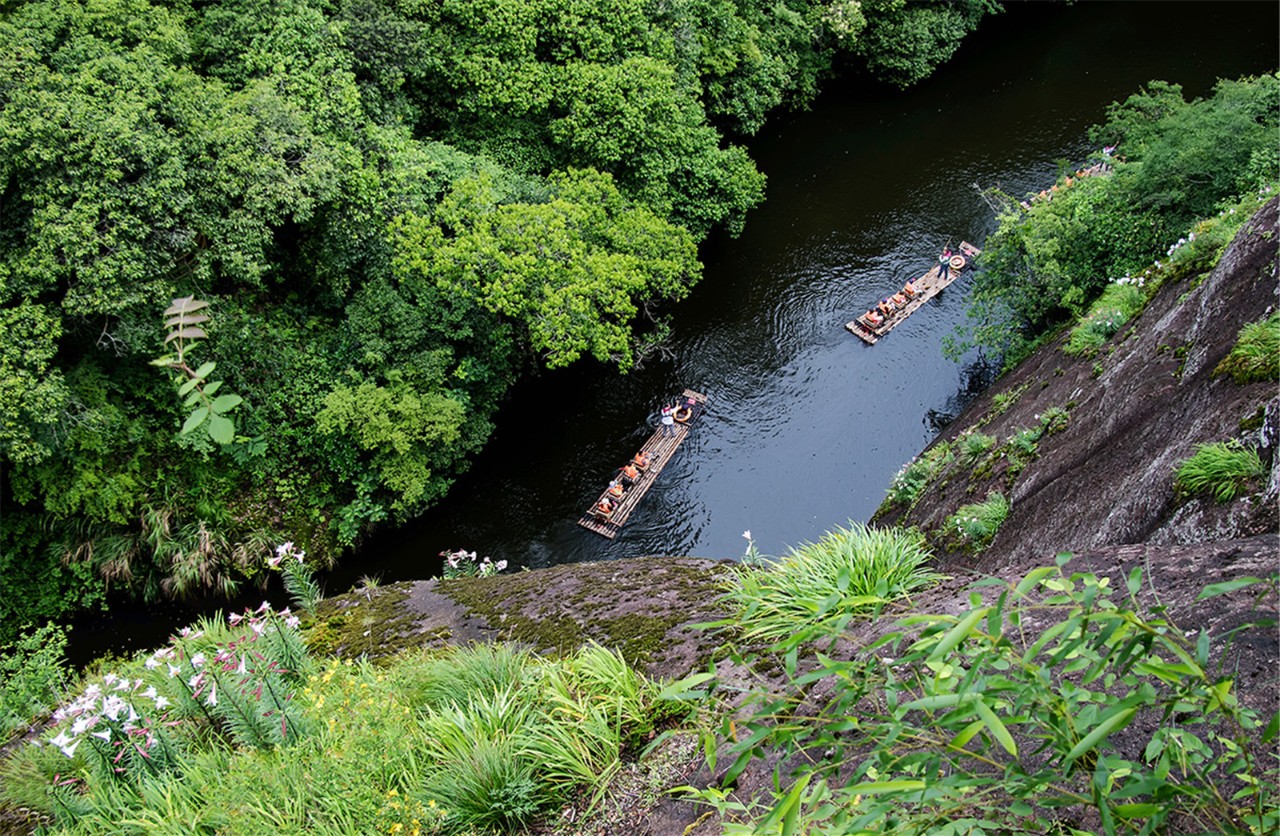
69 1 1279 662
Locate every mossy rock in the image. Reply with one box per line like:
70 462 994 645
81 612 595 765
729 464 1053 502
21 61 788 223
438 557 734 678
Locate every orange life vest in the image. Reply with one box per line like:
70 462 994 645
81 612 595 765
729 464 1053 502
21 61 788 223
608 483 624 497
623 464 639 480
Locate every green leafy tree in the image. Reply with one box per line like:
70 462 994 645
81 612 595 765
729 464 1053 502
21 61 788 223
854 0 1000 89
394 169 701 370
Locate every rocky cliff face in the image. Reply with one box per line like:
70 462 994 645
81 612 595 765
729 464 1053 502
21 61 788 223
874 196 1279 571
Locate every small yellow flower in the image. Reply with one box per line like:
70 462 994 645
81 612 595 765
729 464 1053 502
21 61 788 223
388 825 402 834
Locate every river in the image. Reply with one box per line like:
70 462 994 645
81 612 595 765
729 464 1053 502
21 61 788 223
72 0 1278 660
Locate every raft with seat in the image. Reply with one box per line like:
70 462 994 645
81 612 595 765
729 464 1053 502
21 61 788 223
578 389 708 539
845 241 982 345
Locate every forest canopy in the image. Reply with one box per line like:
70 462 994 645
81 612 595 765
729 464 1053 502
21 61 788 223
0 0 999 635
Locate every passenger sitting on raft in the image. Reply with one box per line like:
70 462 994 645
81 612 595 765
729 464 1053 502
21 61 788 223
891 292 907 307
595 496 616 517
607 480 625 499
864 309 884 326
674 397 697 423
903 280 917 297
632 451 650 470
620 463 640 487
878 299 894 316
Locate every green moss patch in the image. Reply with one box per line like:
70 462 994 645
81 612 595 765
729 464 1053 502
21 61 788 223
439 558 731 675
305 585 452 661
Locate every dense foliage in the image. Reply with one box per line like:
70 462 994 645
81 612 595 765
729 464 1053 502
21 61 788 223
0 0 1000 635
953 74 1279 362
688 561 1279 834
0 606 678 834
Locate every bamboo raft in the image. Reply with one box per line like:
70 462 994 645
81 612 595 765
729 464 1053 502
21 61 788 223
845 241 982 345
577 389 708 539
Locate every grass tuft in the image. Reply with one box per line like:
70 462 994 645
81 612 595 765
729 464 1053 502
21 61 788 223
1174 440 1265 503
1215 313 1280 384
722 524 940 644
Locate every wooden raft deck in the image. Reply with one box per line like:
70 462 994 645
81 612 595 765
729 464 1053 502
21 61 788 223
845 241 982 345
577 389 708 539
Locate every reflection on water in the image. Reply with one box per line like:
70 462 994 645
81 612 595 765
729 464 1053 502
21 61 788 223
70 1 1279 661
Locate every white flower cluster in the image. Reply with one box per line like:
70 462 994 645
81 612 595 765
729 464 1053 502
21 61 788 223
47 603 303 764
1166 231 1195 258
441 548 508 578
266 540 307 570
1113 275 1145 288
48 672 170 760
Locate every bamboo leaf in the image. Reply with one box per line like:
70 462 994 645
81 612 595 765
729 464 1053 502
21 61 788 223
1263 709 1279 744
1065 707 1137 763
929 607 989 661
1196 577 1265 601
901 693 967 712
776 772 811 836
948 719 986 751
181 407 209 435
1112 802 1160 818
656 672 716 701
974 697 1017 757
844 780 925 795
1126 566 1142 596
1016 565 1058 597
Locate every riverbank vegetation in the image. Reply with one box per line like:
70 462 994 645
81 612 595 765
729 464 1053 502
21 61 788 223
953 73 1279 366
0 0 1003 641
688 562 1279 835
0 608 684 834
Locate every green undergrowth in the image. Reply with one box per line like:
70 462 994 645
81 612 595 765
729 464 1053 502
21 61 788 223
711 524 942 647
0 623 70 743
680 559 1280 834
1216 313 1280 384
945 491 1011 554
1064 280 1148 356
305 585 446 661
0 608 683 835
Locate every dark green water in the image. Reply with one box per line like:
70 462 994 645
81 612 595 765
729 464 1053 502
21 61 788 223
74 1 1278 657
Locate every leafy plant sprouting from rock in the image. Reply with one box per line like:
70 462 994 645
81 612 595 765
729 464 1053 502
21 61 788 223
151 296 242 445
684 561 1280 835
